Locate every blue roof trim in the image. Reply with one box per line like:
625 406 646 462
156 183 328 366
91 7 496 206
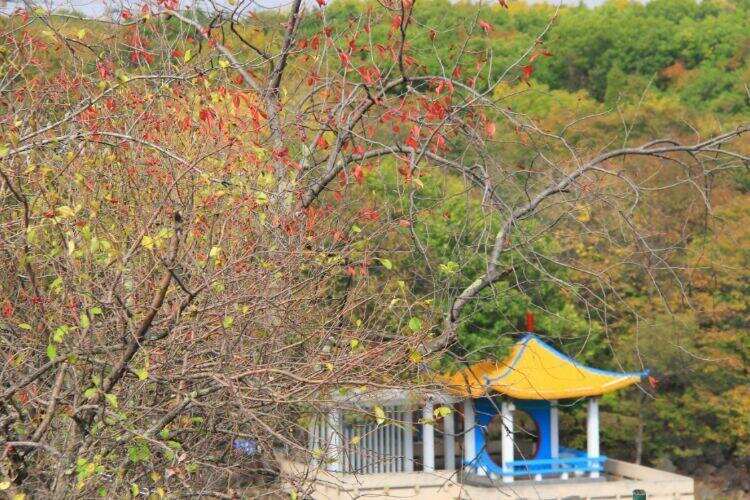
488 333 648 383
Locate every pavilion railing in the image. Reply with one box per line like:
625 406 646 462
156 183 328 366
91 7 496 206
505 455 606 478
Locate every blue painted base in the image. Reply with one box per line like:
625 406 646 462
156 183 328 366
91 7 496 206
464 398 605 478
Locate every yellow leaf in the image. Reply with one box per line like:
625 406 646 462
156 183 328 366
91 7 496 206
55 205 75 218
408 350 423 363
434 406 452 418
350 435 361 445
141 235 155 250
374 405 386 425
77 28 86 40
184 49 192 63
0 481 11 490
209 246 221 259
575 204 591 223
0 145 9 157
218 59 230 69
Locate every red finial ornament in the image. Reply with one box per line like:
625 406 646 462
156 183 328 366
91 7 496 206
525 311 534 332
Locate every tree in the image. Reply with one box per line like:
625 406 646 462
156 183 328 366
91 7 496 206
0 0 747 496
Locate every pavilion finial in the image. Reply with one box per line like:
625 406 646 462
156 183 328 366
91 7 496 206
525 311 534 333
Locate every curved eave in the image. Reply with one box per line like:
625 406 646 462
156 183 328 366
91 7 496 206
442 334 648 400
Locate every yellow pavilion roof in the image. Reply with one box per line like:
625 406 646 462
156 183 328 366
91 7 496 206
442 334 646 400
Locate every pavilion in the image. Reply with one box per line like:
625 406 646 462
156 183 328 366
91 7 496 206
289 334 693 499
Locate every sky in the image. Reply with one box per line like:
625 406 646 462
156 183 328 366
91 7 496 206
1 0 604 18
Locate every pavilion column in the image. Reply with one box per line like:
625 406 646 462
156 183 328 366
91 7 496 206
327 408 342 472
462 399 476 473
587 397 600 478
501 400 515 483
550 400 560 459
443 407 456 470
404 408 414 472
422 400 435 472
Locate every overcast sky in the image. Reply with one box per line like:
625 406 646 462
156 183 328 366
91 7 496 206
2 0 602 18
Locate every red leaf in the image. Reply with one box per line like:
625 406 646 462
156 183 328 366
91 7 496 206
452 66 462 79
316 0 326 6
478 20 492 33
391 15 402 31
2 301 13 318
360 208 380 221
199 108 215 123
498 0 509 8
338 51 351 67
485 121 496 138
521 64 534 79
648 375 659 389
353 165 364 184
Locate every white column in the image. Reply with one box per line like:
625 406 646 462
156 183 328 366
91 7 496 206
327 409 342 472
463 399 476 472
388 411 395 472
501 401 515 483
422 400 435 472
550 400 560 459
587 397 600 478
404 409 414 472
443 407 456 470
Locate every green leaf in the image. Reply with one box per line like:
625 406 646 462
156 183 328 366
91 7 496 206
130 484 140 496
134 368 148 381
105 393 118 408
49 276 63 294
18 323 32 331
128 442 151 463
46 343 57 361
349 338 360 350
439 261 460 275
52 325 69 342
379 258 393 270
89 306 103 316
80 312 90 329
84 387 98 399
408 350 423 363
222 316 234 329
408 317 422 332
351 224 362 234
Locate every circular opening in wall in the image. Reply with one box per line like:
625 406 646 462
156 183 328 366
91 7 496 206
485 410 540 464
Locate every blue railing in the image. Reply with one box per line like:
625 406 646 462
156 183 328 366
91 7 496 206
505 455 606 477
465 447 606 479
